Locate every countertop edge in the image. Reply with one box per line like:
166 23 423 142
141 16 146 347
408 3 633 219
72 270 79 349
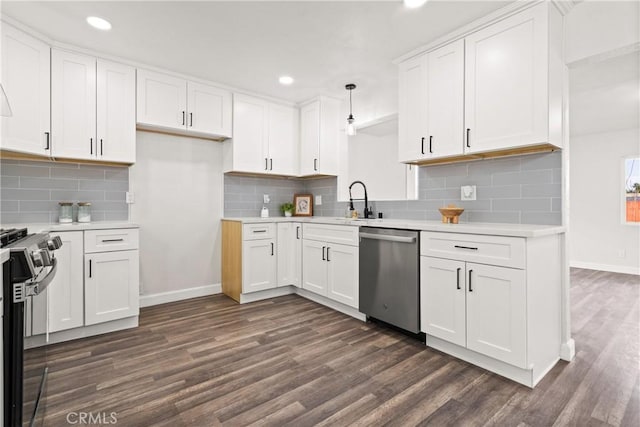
2 222 140 233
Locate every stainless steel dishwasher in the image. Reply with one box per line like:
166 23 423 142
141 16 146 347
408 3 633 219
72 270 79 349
359 227 420 334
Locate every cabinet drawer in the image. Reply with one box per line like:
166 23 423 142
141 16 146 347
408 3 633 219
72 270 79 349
84 228 139 253
243 223 276 240
421 231 525 269
302 223 359 246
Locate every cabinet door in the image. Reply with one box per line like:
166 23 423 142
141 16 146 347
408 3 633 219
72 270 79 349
277 223 302 287
242 239 277 293
97 60 136 163
464 4 548 153
136 69 187 131
326 243 358 308
398 53 428 163
232 94 269 173
48 231 84 332
268 103 299 176
51 49 96 160
465 263 527 368
85 250 140 325
299 101 320 175
302 239 327 296
427 40 464 159
318 97 340 175
420 256 466 347
187 81 232 137
1 24 50 156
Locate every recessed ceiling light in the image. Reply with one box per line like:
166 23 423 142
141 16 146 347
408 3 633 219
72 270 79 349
279 76 294 85
86 16 112 31
404 0 428 9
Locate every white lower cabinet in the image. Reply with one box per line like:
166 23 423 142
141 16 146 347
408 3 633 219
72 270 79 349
421 257 526 368
277 222 302 287
48 231 84 332
301 224 359 309
85 250 139 325
242 238 277 293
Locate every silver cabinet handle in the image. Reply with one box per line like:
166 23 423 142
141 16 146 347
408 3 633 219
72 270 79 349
252 229 267 233
101 238 124 243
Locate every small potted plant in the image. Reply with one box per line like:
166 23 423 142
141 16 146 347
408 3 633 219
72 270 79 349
280 202 294 217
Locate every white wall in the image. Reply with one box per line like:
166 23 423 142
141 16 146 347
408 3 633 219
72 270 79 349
565 0 640 65
570 128 640 274
129 131 224 299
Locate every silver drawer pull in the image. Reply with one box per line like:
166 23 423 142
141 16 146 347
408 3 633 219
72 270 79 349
454 245 478 250
252 230 267 233
102 238 125 243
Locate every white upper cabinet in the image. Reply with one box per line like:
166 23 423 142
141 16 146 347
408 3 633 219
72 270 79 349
427 39 465 158
136 69 187 131
97 60 136 163
299 97 340 176
397 2 563 163
1 24 51 156
187 81 232 137
136 69 231 139
52 50 136 163
225 94 298 176
464 4 549 153
51 49 97 161
398 54 428 163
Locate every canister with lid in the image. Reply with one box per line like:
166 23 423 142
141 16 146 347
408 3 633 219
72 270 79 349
58 202 73 223
77 202 92 223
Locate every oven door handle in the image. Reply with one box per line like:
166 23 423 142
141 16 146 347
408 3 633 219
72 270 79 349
29 257 58 296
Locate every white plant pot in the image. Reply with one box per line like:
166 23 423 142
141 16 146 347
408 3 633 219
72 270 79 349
284 211 292 217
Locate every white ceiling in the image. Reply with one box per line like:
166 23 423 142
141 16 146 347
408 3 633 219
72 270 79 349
569 51 640 136
1 0 511 107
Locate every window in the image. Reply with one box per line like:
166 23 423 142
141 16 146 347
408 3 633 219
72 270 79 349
624 157 640 223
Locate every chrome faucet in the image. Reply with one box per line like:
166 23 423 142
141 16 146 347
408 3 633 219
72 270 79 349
349 180 373 219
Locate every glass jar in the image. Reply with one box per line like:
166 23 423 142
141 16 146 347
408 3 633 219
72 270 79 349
77 202 91 223
58 202 73 223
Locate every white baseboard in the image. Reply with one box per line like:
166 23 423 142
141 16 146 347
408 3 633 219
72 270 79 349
140 283 221 307
570 261 640 275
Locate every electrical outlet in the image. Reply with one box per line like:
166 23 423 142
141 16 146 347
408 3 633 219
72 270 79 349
461 185 476 201
617 249 626 258
125 192 135 204
315 195 322 205
263 194 270 204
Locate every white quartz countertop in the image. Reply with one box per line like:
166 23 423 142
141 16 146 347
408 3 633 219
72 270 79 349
223 217 564 238
1 222 139 233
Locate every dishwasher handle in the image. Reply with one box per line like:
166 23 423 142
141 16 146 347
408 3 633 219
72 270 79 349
360 232 416 244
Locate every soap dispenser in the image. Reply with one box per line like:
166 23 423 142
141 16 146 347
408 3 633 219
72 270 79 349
261 205 269 218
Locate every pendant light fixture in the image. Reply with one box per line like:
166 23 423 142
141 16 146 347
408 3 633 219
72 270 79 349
345 83 357 136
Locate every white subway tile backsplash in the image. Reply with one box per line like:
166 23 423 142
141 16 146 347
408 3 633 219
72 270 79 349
0 159 129 224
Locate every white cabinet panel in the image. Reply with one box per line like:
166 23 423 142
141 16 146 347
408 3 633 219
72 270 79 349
84 228 139 253
51 49 96 160
300 97 340 176
302 239 328 296
420 256 466 347
48 231 84 333
187 81 232 137
299 101 320 175
96 60 136 163
231 94 269 173
427 40 464 158
85 250 139 325
136 69 187 131
242 239 277 293
277 222 302 287
464 4 547 153
268 103 299 176
326 244 358 308
1 24 50 156
466 263 527 368
398 54 428 162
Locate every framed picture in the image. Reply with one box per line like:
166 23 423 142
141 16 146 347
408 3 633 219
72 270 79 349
293 194 313 217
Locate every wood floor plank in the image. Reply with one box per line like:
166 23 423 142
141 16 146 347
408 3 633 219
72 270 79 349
28 269 639 426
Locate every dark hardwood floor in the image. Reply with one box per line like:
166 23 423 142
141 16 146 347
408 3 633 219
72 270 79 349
32 268 639 426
